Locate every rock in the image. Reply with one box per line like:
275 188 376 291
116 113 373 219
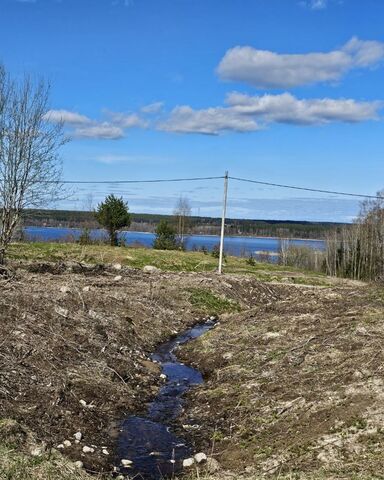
210 316 216 321
54 306 69 318
63 440 72 447
143 265 160 274
223 352 233 360
60 286 71 294
114 275 123 281
74 432 82 441
183 458 195 468
113 263 122 270
121 459 133 467
82 445 94 453
30 446 44 457
206 457 220 473
74 461 84 469
102 448 110 455
57 444 65 449
82 286 91 292
194 452 207 464
79 399 87 407
263 331 280 339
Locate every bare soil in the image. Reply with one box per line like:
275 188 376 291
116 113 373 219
0 261 252 475
1 259 384 479
179 279 384 479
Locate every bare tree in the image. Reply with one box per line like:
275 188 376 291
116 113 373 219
325 190 384 281
0 66 65 264
173 195 191 243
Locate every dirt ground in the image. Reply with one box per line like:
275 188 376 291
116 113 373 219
0 260 253 476
1 259 384 479
179 279 384 479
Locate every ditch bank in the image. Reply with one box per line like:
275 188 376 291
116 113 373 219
0 261 283 476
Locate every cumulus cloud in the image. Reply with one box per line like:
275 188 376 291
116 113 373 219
106 111 148 128
227 92 382 125
217 37 384 89
158 105 261 135
45 108 148 140
44 109 91 125
158 93 381 135
74 124 124 140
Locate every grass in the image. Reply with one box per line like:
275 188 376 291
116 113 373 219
7 242 329 285
187 288 241 315
0 445 100 480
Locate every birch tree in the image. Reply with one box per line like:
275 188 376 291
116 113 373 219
0 66 65 264
173 196 191 243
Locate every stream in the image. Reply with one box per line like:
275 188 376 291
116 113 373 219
116 319 216 479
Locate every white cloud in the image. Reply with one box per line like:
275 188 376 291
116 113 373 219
227 92 382 125
301 0 328 9
44 109 91 125
158 93 381 135
96 154 152 164
106 111 148 128
141 102 164 114
217 37 384 89
158 105 261 135
73 124 124 140
45 108 149 140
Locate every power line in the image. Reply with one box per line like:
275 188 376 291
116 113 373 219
54 176 225 185
229 176 384 200
39 173 384 200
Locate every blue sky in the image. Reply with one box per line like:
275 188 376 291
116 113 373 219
1 0 383 221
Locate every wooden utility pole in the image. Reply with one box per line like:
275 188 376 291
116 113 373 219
218 171 228 274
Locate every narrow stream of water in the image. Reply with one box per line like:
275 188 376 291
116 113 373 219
116 320 216 479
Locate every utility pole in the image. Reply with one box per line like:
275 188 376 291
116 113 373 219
218 171 228 274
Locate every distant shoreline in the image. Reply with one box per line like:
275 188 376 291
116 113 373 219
23 225 325 242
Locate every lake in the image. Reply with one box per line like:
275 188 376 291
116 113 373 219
23 226 325 258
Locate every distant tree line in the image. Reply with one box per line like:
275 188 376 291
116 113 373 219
21 208 344 240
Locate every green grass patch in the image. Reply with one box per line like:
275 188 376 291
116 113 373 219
187 287 241 314
7 242 329 285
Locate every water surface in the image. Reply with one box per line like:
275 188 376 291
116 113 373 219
116 320 215 479
24 226 325 257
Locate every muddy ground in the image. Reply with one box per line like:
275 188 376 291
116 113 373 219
1 260 384 479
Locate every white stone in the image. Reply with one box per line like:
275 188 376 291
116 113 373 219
223 352 233 360
60 286 71 294
55 306 69 318
113 263 122 270
143 265 160 274
160 373 167 380
79 399 87 407
102 448 109 455
183 457 195 468
114 275 123 281
30 447 44 457
83 286 91 292
74 432 82 441
57 444 65 449
194 452 207 464
121 459 133 467
63 440 72 447
74 461 84 469
82 446 94 454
